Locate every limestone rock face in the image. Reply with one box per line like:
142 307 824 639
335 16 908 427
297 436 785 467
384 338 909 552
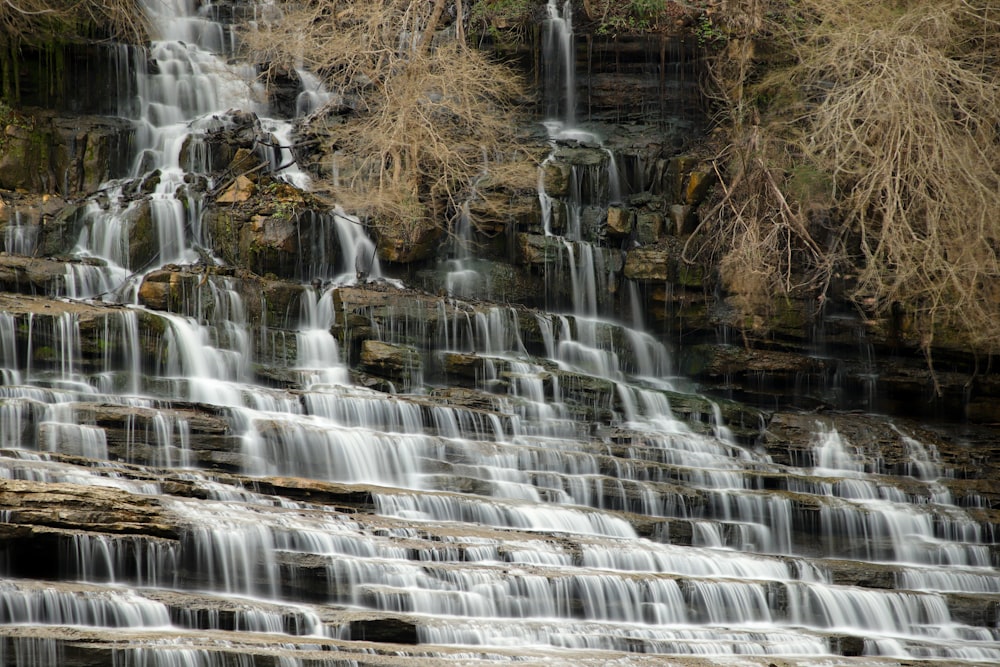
122 199 158 270
606 206 633 237
359 340 422 386
624 247 671 282
0 110 132 195
375 216 444 264
0 479 177 538
0 255 87 294
204 183 340 280
635 212 664 245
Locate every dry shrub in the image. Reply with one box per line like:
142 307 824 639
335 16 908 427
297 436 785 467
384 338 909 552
700 0 1000 361
686 0 830 325
686 124 830 324
793 0 1000 354
0 0 146 44
0 0 147 105
241 0 525 242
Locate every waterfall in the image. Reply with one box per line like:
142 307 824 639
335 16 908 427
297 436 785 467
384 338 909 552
543 0 576 131
0 1 998 666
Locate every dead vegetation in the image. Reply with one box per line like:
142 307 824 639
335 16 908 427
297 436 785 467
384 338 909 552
0 0 147 103
0 0 146 44
693 0 1000 364
240 0 526 258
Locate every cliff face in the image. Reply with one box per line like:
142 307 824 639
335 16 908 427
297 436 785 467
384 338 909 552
0 6 997 422
0 3 999 666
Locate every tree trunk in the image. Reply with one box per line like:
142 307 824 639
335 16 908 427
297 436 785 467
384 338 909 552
420 0 448 54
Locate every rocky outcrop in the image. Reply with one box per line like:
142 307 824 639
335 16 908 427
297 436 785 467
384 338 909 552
373 215 445 265
0 109 132 195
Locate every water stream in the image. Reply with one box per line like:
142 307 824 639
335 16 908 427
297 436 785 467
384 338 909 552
0 2 998 666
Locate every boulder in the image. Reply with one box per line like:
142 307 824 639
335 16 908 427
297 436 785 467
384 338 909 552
203 180 336 279
636 211 664 245
606 206 634 237
624 247 671 282
216 175 255 204
542 160 572 197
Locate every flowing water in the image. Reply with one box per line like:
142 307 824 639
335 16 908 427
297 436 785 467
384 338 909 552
0 2 998 666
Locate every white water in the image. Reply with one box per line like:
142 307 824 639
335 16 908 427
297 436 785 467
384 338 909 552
0 2 998 666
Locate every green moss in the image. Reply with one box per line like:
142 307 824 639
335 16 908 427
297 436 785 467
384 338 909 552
676 264 704 288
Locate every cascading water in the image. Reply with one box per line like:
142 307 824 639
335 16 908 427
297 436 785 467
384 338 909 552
0 2 998 667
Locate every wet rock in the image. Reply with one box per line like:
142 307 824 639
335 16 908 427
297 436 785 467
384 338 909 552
359 340 422 385
349 618 419 645
137 269 198 312
71 403 236 469
821 559 897 589
543 160 572 197
181 110 267 174
552 145 608 168
0 479 177 539
662 156 699 203
122 199 158 270
635 211 664 245
203 181 335 280
468 187 541 235
245 477 376 511
0 293 166 374
262 65 304 119
137 266 306 335
517 232 563 266
0 255 79 294
684 163 716 205
375 216 444 264
833 635 865 657
668 203 695 235
682 345 822 400
944 592 1000 628
216 175 255 204
439 352 490 383
624 247 670 281
36 200 91 257
606 206 633 237
0 110 132 195
0 192 68 254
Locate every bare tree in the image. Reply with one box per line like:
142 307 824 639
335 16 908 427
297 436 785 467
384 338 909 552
693 0 1000 365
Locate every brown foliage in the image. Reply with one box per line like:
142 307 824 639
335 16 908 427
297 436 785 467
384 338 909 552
0 0 146 45
241 0 525 240
697 0 1000 359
